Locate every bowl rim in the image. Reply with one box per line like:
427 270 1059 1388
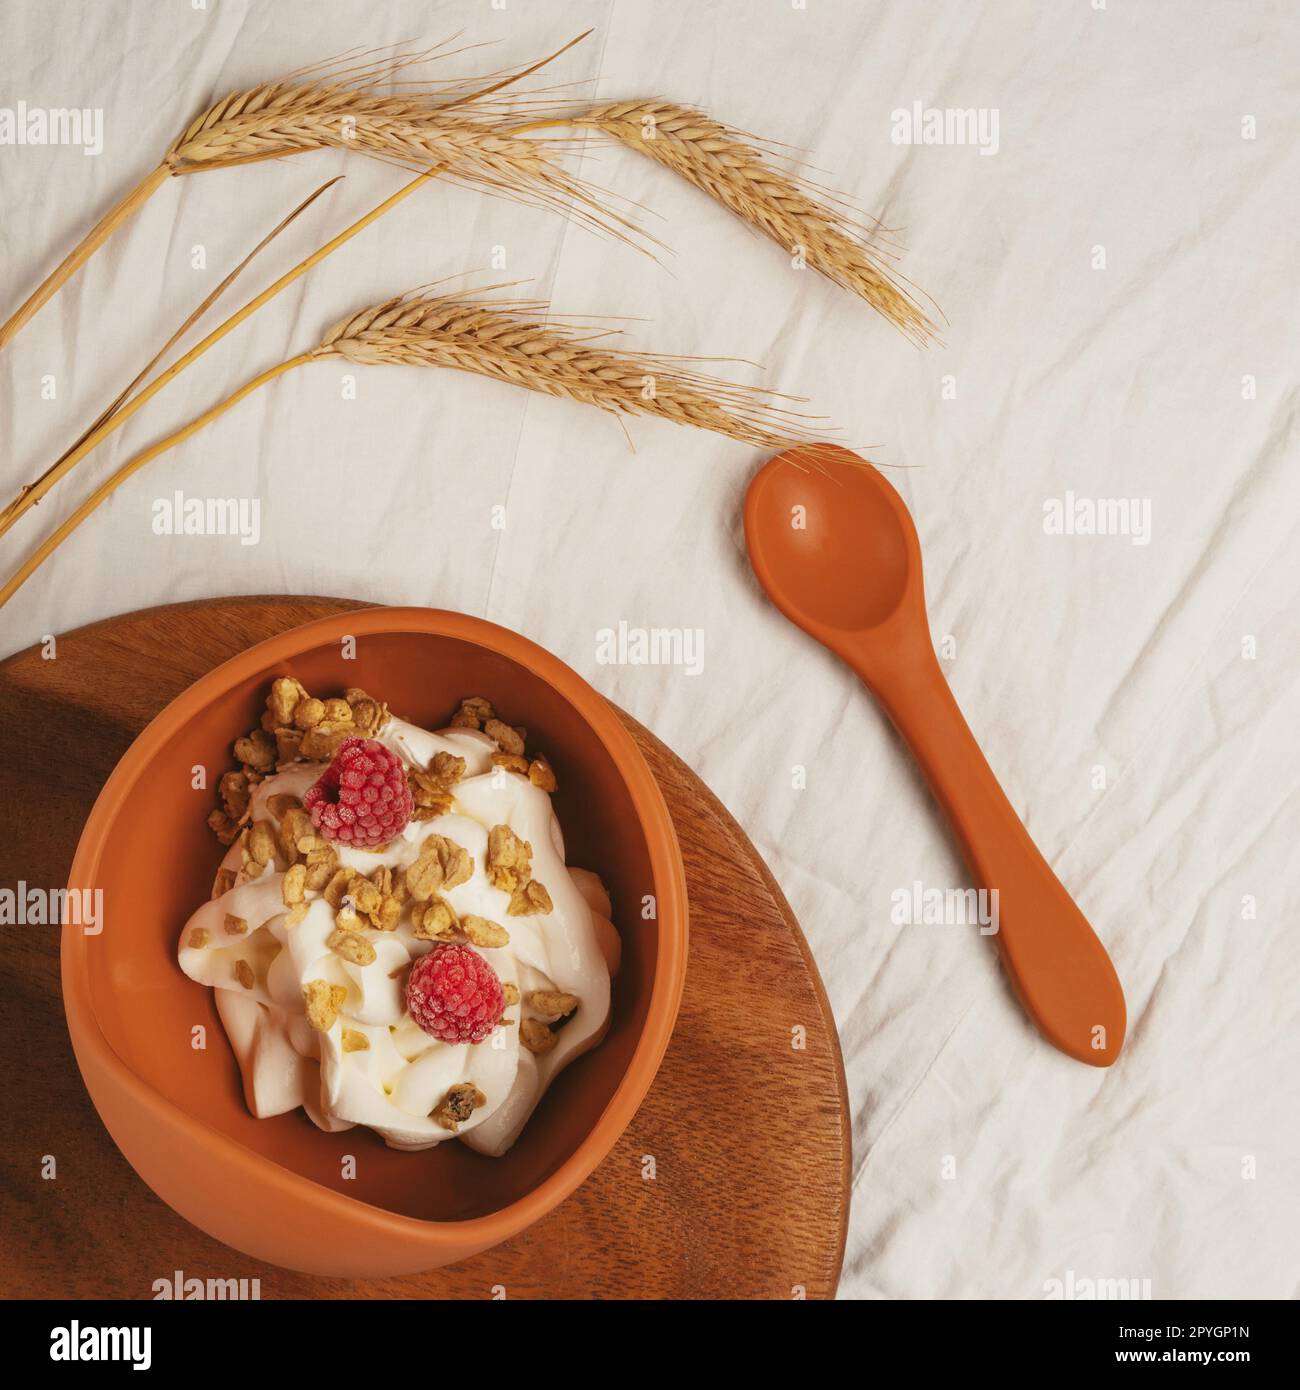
62 604 688 1252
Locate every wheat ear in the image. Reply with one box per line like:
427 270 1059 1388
0 293 819 610
0 35 608 351
314 291 817 446
576 101 937 343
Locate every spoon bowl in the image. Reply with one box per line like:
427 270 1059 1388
745 445 916 634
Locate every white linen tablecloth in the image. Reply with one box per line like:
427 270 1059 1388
3 0 1297 1300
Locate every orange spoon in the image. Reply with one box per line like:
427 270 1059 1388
744 444 1126 1066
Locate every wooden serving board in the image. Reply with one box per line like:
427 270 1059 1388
0 597 849 1300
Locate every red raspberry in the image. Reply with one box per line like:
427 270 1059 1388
303 737 412 849
405 944 504 1045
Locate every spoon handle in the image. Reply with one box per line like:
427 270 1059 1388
860 647 1126 1066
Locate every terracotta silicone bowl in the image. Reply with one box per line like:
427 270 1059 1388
62 607 688 1277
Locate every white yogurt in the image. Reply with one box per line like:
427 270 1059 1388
178 717 619 1155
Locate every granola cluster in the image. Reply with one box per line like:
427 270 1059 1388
403 831 520 950
519 989 581 1055
208 679 389 845
216 788 348 930
302 979 347 1032
408 750 466 821
449 695 558 792
486 824 555 918
432 1082 487 1132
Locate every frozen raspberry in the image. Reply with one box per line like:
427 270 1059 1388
303 737 412 849
406 944 504 1045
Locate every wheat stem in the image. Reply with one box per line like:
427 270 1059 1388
0 162 448 540
55 176 342 472
0 164 171 351
0 354 314 611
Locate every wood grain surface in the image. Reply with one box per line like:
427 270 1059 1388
0 597 849 1300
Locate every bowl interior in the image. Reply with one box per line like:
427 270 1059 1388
80 629 659 1222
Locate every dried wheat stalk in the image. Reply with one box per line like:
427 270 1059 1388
0 291 820 610
315 292 816 446
0 166 450 539
0 36 612 351
575 101 937 342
